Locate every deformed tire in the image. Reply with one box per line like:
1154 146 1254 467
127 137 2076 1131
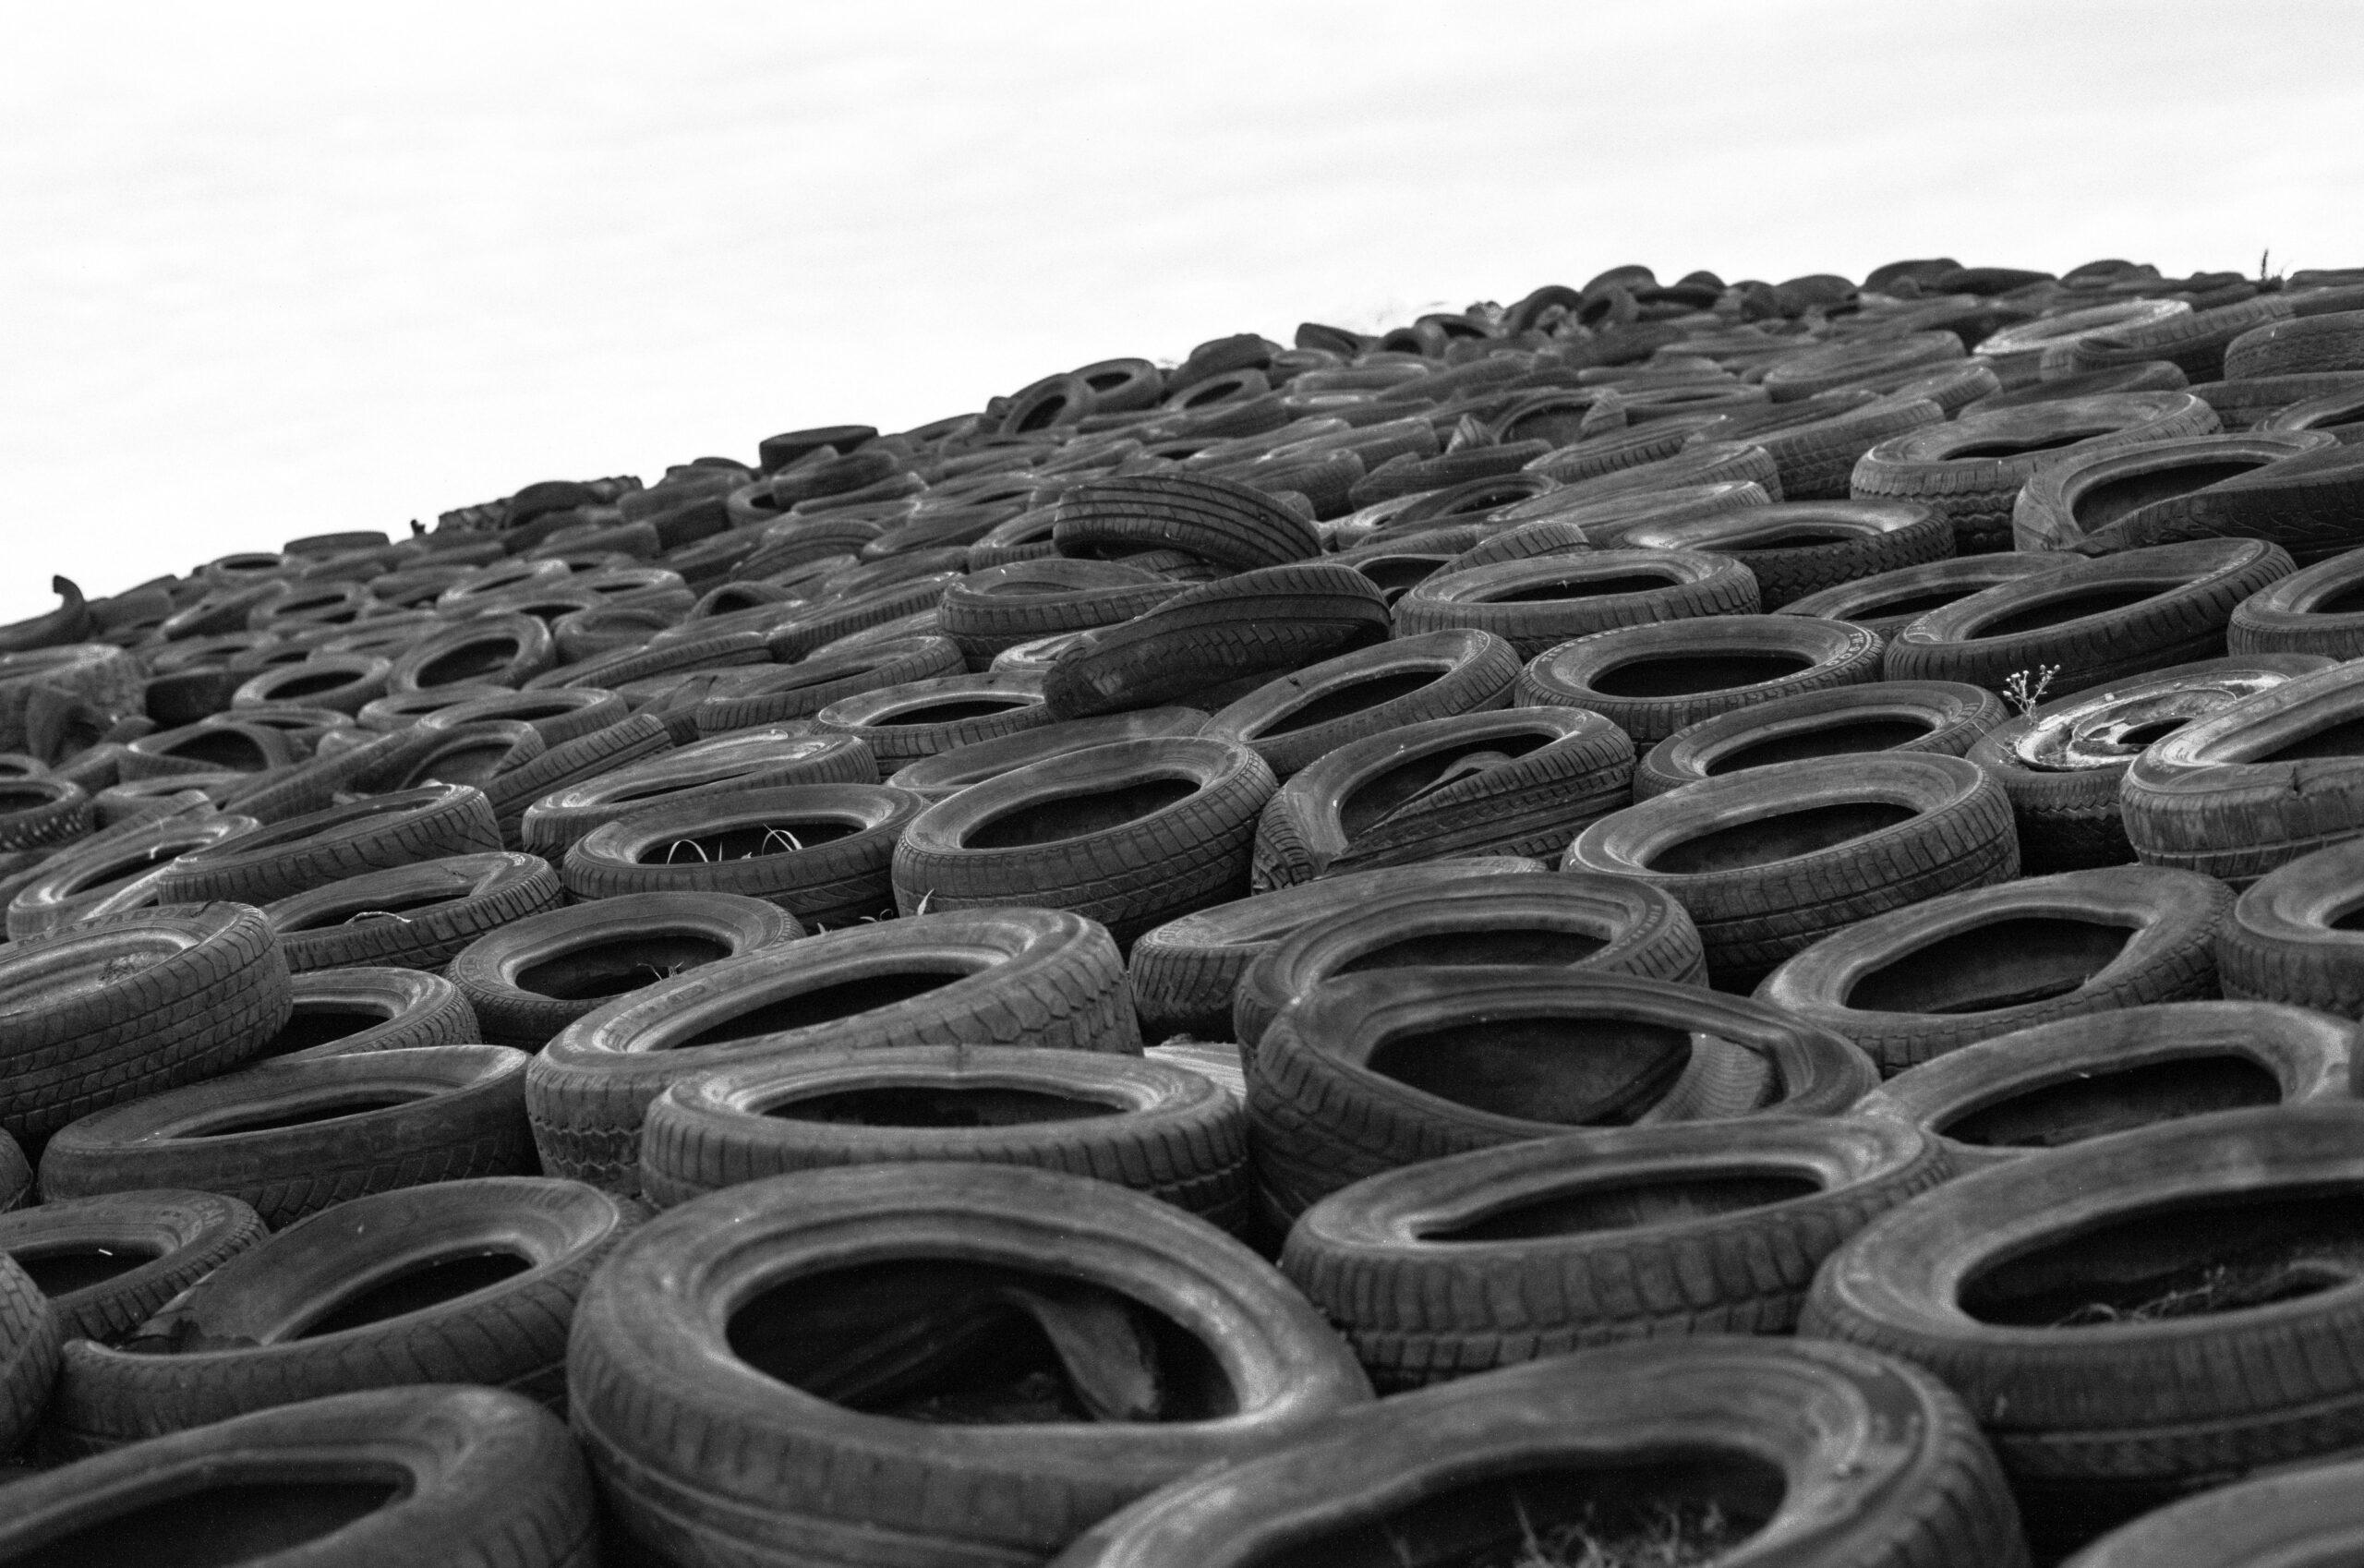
1196 629 1518 778
1755 866 2231 1074
0 1386 597 1568
637 1044 1249 1224
568 1163 1370 1568
2011 430 2334 551
4 808 258 939
893 736 1276 944
885 707 1207 802
518 727 877 859
1230 869 1707 1051
1251 707 1634 888
812 670 1051 766
1779 550 2077 640
1565 753 2018 986
152 781 503 905
38 1043 537 1227
0 1188 267 1345
1636 680 2008 800
1127 857 1547 1041
1965 653 2331 871
1248 968 1876 1218
48 1177 639 1449
1389 549 1760 658
1048 1336 2025 1568
1050 471 1323 570
1517 614 1886 748
1283 1116 1948 1385
447 890 802 1049
254 966 482 1060
263 850 563 971
525 908 1138 1193
1852 1000 2355 1174
1883 538 2294 696
1615 499 1953 609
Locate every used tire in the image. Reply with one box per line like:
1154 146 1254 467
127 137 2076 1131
1283 1116 1948 1385
886 706 1208 802
0 1188 267 1345
1966 653 2331 871
1048 1336 2024 1568
4 808 258 939
2059 1447 2364 1568
1252 707 1634 888
152 782 502 904
1636 680 2008 800
525 908 1138 1192
1051 471 1323 570
1779 550 2077 640
1882 538 2294 696
38 1043 537 1227
1853 999 2355 1174
2215 836 2364 1017
637 1044 1249 1224
1755 866 2231 1073
0 1255 56 1462
1517 614 1886 747
1197 629 1518 778
2072 444 2364 562
48 1177 638 1449
1565 753 2018 986
1230 869 1707 1052
1616 499 1952 609
692 634 964 732
2012 431 2334 551
0 1386 597 1568
256 966 482 1060
568 1163 1370 1568
1248 968 1876 1218
261 850 561 971
519 727 876 859
893 736 1277 944
447 890 802 1049
2231 546 2364 659
1390 549 1760 658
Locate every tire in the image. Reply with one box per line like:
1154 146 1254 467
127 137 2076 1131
1248 968 1876 1219
481 711 673 839
811 670 1050 766
2013 431 2336 552
1763 331 1966 402
0 645 142 757
893 736 1276 944
1051 1336 2024 1568
2048 294 2295 381
2231 546 2364 659
1051 471 1323 569
0 1256 57 1459
1283 1116 1948 1385
1755 865 2230 1073
519 727 875 859
886 706 1208 802
120 718 298 781
1390 549 1761 658
263 850 564 971
1614 500 1953 609
38 1043 537 1228
764 573 963 662
0 1188 267 1345
525 908 1138 1192
1779 550 2078 640
1851 392 2222 553
228 652 392 715
1752 395 1947 501
692 634 965 732
0 776 90 855
0 1385 597 1568
1517 614 1886 747
1974 299 2191 388
0 904 293 1150
1962 359 2190 416
49 1178 639 1450
1454 480 1769 569
637 1044 1248 1224
1636 681 2008 800
2225 309 2364 380
386 613 555 694
1966 654 2331 871
523 627 771 694
563 782 921 928
2123 661 2364 886
2074 445 2364 563
2195 372 2364 433
1230 869 1707 1052
1565 753 2018 987
1251 707 1634 888
1128 857 1548 1041
2058 1447 2364 1568
1041 561 1391 720
1883 538 2294 697
153 781 502 904
1801 1103 2364 1547
938 560 1183 665
2214 837 2364 1018
4 808 258 939
1194 630 1519 779
1853 999 2355 1175
418 684 629 746
567 1164 1370 1568
259 966 483 1060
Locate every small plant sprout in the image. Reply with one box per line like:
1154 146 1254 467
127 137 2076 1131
2003 664 2058 718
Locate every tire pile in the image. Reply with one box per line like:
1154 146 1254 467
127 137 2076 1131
10 256 2364 1564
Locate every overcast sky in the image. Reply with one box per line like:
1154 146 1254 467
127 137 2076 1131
6 0 2360 621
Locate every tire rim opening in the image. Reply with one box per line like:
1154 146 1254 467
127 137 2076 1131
1259 669 1445 736
1336 926 1609 973
294 1248 536 1338
515 933 735 1000
1367 1018 1694 1126
1842 916 2134 1015
1588 653 1816 699
1940 1055 2281 1152
1703 718 1935 776
1646 801 1917 875
2 1476 410 1568
676 968 971 1046
12 1240 165 1297
962 778 1198 849
1420 1169 1822 1243
761 1083 1122 1128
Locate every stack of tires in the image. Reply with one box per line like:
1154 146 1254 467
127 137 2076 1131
6 257 2364 1564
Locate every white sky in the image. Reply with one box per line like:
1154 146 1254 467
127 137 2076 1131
6 0 2361 621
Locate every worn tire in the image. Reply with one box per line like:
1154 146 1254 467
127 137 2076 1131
2012 430 2334 551
1197 629 1518 778
263 850 563 971
1779 550 2077 640
0 1188 267 1345
1517 614 1886 747
259 966 483 1060
152 782 503 905
1636 680 2008 800
1390 549 1760 658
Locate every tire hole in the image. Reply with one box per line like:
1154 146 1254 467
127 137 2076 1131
1338 927 1607 973
2 1477 408 1568
1423 1170 1820 1242
1971 585 2161 639
678 969 970 1045
1588 653 1815 699
1940 1055 2280 1152
1368 1018 1693 1126
295 1249 534 1338
1260 670 1442 736
763 1084 1118 1128
963 779 1197 849
12 1242 163 1297
186 1092 428 1138
1843 916 2133 1016
1647 802 1917 874
515 934 734 1000
1702 718 1934 775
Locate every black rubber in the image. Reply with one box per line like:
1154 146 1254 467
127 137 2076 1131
3 807 258 939
693 635 965 733
254 967 483 1061
1565 752 2019 986
518 727 876 859
1248 967 1876 1219
525 908 1138 1193
2012 430 2334 551
0 1255 58 1460
2231 547 2364 659
1197 629 1519 778
1051 471 1322 570
1636 680 2008 800
1517 613 1886 746
263 850 562 971
567 1163 1371 1567
1779 551 2078 640
152 782 503 905
48 1177 638 1451
1391 549 1760 658
1755 865 2231 1073
0 1188 267 1345
1614 499 1953 609
38 1043 537 1228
